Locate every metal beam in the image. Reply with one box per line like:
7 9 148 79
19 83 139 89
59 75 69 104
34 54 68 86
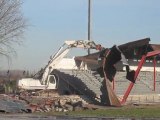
121 55 146 104
153 58 156 91
121 50 160 104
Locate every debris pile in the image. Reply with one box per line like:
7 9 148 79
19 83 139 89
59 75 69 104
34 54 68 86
19 94 90 113
0 93 95 113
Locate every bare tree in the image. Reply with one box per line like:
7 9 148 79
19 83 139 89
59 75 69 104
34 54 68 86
0 0 26 57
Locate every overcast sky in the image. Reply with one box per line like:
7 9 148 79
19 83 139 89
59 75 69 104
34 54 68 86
0 0 160 71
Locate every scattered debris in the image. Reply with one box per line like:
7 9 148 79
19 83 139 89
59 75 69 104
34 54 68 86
0 93 94 113
18 94 91 113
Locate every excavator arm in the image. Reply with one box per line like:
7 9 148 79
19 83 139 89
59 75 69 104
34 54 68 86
41 40 97 85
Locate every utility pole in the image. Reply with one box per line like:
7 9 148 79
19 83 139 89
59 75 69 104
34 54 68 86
88 0 91 54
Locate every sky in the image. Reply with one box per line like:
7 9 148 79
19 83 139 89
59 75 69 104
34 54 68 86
1 0 160 71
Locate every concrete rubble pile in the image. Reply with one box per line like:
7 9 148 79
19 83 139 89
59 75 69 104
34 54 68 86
21 95 91 113
0 94 94 113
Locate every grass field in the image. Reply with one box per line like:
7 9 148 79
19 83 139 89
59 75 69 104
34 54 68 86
41 104 160 119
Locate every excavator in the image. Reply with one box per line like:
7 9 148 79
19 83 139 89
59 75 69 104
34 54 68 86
17 40 98 90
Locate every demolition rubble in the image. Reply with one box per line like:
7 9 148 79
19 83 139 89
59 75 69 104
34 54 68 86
0 93 95 113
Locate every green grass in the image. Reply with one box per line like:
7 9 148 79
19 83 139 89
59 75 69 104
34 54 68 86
40 105 160 119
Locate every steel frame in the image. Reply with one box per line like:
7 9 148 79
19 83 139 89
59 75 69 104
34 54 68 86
121 50 160 104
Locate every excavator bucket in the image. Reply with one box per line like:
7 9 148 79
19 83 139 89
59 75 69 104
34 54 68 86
100 48 121 106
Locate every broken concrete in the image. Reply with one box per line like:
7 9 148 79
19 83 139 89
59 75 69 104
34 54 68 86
18 94 90 113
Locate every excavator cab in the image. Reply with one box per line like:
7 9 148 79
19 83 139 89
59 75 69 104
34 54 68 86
47 74 59 89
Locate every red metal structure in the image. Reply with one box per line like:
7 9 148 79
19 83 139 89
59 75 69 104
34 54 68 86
153 58 156 91
121 50 160 104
